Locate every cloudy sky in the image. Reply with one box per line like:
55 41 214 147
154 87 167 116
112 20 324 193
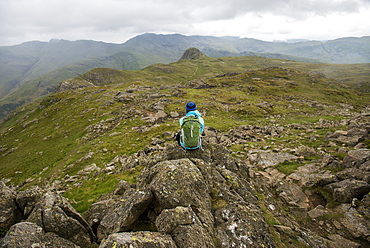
0 0 369 46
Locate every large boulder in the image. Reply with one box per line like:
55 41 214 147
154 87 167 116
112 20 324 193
325 179 370 203
331 149 370 183
342 149 370 168
26 191 96 247
83 180 133 233
0 182 22 230
337 206 370 243
15 187 43 218
0 222 78 248
97 188 153 241
327 234 361 248
155 206 215 248
136 157 274 248
84 199 116 233
137 158 212 213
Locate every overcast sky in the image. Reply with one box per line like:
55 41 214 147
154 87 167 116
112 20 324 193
0 0 369 46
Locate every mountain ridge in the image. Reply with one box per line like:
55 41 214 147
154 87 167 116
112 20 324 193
0 33 369 121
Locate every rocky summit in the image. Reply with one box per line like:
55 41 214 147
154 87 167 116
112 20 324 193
1 114 370 247
0 48 370 247
0 143 275 247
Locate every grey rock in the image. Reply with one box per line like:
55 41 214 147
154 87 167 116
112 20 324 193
253 151 299 169
342 149 370 168
26 191 95 247
43 206 91 246
296 228 331 248
277 182 309 209
273 225 295 237
325 126 368 147
172 223 215 248
288 163 338 188
308 205 330 219
156 206 215 248
336 167 370 182
325 179 370 203
215 204 275 248
84 199 116 231
0 182 22 230
57 78 95 92
99 231 177 248
256 101 274 108
97 189 152 241
339 207 370 241
155 206 199 233
0 222 78 248
112 180 132 196
137 159 212 213
16 187 42 218
114 92 137 103
327 234 361 248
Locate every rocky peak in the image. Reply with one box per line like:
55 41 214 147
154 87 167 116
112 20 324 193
180 47 205 60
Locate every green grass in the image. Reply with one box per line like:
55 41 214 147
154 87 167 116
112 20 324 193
275 161 302 175
0 228 7 238
63 165 143 213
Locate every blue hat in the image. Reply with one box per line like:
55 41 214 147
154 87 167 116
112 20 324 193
186 101 196 111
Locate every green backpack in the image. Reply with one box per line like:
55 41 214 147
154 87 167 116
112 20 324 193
180 116 202 149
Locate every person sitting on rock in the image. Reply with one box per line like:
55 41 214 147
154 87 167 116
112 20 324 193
176 101 204 150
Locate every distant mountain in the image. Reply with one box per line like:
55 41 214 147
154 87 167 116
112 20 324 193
0 34 369 121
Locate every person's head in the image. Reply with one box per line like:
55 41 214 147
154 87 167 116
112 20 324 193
186 101 196 112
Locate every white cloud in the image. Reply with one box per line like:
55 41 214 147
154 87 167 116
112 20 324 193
0 0 369 46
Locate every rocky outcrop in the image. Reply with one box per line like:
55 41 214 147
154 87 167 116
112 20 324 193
83 146 274 247
0 186 96 247
180 47 205 60
1 114 370 247
56 78 96 92
245 116 370 247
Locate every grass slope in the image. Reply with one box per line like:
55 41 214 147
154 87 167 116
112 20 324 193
0 54 369 213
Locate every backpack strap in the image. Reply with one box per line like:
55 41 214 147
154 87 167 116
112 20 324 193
181 116 200 126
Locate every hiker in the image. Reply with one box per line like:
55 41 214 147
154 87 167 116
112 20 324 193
176 101 205 149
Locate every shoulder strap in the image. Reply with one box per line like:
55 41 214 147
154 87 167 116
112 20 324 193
181 116 200 126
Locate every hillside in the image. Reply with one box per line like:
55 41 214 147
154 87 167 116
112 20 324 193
0 34 369 121
0 49 370 247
